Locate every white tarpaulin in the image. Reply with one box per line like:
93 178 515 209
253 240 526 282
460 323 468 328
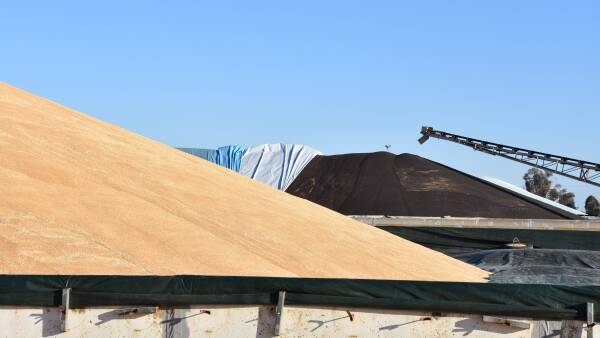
481 176 585 216
240 144 321 190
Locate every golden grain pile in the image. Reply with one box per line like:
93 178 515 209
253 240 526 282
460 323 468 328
0 82 487 282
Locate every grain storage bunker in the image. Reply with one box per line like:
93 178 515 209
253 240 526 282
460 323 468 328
0 82 598 337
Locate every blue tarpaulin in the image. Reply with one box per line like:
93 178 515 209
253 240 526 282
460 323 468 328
177 148 215 161
179 144 320 179
210 145 245 172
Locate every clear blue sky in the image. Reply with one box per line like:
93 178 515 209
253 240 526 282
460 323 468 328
2 1 599 210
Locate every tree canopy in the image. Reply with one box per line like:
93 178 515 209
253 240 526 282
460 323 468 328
523 168 576 209
585 195 600 216
523 168 552 197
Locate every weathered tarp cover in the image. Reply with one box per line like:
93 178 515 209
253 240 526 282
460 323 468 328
177 148 215 161
240 144 321 190
0 275 599 320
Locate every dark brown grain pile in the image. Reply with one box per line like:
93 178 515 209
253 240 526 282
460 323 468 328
286 152 578 219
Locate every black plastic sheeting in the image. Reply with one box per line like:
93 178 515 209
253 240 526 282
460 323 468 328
453 249 600 285
378 227 600 254
0 275 599 320
378 226 600 286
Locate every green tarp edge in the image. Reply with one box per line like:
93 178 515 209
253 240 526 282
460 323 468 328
0 275 599 320
377 226 600 251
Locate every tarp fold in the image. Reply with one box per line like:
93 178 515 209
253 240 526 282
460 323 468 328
240 144 321 190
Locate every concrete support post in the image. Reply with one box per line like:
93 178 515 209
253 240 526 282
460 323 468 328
587 302 595 338
274 291 286 336
60 288 70 332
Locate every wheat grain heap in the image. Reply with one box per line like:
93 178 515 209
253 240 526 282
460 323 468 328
0 83 487 282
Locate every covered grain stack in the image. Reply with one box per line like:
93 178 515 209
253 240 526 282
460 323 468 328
286 152 580 219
